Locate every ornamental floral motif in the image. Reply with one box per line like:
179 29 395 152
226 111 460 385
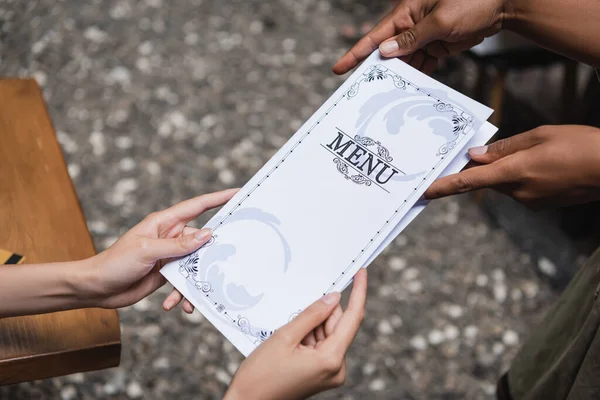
346 65 407 98
237 316 274 343
333 158 372 186
354 135 393 162
434 101 454 113
195 281 212 293
237 316 251 334
179 252 200 278
452 115 470 134
433 102 474 156
256 330 274 343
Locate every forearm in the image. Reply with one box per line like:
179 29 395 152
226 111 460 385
505 0 600 67
0 260 92 318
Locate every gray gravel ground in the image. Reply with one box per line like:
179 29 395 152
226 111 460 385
1 0 559 398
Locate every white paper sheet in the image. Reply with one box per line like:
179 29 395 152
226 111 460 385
161 51 493 356
366 121 498 265
337 122 497 292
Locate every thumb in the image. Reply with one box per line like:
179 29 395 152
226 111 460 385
140 228 213 262
469 131 542 164
379 14 447 57
276 292 341 345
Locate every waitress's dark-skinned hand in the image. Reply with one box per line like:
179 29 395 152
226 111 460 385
424 125 600 209
333 0 508 75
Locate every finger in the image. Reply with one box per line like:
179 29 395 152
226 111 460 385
163 288 184 311
424 41 451 59
302 330 317 347
183 299 195 314
332 14 398 74
410 50 426 70
182 226 201 236
161 227 195 315
424 162 513 200
468 131 542 164
155 188 239 230
463 160 480 170
276 292 341 344
379 13 449 57
422 55 438 75
315 323 326 342
327 269 368 352
153 227 203 269
399 54 412 64
140 228 213 262
134 272 167 301
445 36 485 53
325 305 344 336
360 22 375 35
425 37 485 60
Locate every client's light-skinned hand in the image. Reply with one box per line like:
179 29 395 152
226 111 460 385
82 189 238 310
225 269 368 400
0 189 237 319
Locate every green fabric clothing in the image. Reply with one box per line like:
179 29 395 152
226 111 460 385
504 247 600 399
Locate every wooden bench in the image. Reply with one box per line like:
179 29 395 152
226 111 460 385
0 79 121 385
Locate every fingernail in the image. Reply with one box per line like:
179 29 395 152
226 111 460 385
194 228 212 242
469 146 488 156
322 292 341 305
165 300 175 310
380 40 399 55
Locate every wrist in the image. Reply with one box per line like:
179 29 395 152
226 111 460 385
224 380 262 400
63 256 103 308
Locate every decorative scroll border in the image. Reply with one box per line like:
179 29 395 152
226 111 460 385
345 64 474 156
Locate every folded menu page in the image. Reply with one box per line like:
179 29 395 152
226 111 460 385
161 51 493 356
364 121 498 268
338 121 498 293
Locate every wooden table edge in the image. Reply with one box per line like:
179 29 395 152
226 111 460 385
0 78 122 385
0 340 122 385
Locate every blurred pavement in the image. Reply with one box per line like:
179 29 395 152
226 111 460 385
0 1 557 399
